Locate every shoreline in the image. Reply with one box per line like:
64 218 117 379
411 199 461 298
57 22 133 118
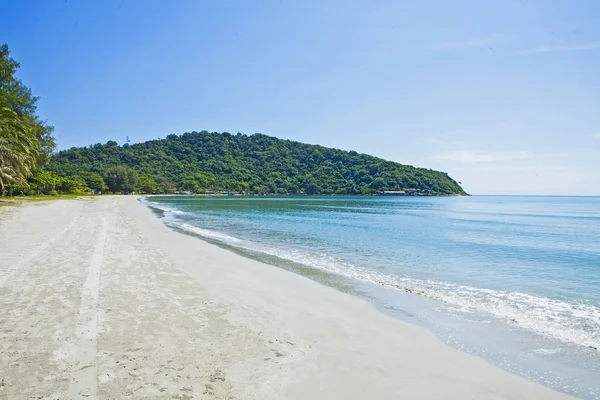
143 195 600 399
0 196 576 398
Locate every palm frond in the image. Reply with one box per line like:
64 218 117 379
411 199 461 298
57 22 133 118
0 107 39 194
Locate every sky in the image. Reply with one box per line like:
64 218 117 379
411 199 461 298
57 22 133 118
1 0 599 195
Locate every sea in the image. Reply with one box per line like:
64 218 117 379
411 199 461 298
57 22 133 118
142 195 600 399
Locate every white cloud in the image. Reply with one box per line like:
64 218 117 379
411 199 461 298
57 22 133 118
592 133 600 140
531 43 600 53
451 164 578 173
431 35 505 50
432 149 564 164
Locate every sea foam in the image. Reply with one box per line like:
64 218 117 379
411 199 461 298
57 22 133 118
167 218 600 351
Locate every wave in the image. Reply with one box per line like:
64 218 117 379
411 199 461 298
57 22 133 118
140 198 187 215
144 200 600 351
175 223 243 244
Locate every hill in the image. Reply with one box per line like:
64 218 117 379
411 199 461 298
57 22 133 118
46 131 465 195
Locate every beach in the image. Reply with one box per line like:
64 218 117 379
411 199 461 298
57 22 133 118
0 196 577 399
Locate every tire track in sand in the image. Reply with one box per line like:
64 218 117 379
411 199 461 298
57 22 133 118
69 215 108 399
0 211 81 288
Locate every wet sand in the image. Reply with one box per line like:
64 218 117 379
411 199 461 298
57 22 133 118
0 196 577 399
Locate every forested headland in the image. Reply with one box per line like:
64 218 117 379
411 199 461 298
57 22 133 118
47 133 465 195
1 43 464 197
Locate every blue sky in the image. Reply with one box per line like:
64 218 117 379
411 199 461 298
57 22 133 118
2 0 599 195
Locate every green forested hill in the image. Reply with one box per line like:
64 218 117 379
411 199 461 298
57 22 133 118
46 131 464 195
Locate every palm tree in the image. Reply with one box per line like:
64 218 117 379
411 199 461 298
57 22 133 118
0 107 38 196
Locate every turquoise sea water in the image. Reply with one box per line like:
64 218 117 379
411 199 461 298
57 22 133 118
143 195 600 398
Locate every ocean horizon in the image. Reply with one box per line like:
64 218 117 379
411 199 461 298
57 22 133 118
143 194 600 399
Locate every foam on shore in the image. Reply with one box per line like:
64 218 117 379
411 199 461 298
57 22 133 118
150 205 600 351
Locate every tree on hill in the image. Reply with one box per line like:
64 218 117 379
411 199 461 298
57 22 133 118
103 164 139 193
80 172 108 191
139 175 158 194
47 132 465 195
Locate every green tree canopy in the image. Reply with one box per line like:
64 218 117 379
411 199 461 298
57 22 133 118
47 132 465 195
0 44 56 195
80 172 107 191
103 164 139 193
0 107 38 195
139 175 158 194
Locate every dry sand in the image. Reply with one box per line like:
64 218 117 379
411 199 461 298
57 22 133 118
0 196 577 399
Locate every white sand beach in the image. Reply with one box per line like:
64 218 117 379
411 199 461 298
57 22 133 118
0 196 576 399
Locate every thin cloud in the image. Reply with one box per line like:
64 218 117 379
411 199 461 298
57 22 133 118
451 164 579 172
431 35 505 50
531 43 600 53
592 133 600 140
432 150 565 164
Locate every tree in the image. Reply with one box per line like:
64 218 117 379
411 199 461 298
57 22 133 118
28 170 58 195
0 44 55 172
80 172 107 191
0 107 38 195
103 165 139 193
181 177 199 193
0 43 55 196
304 176 321 195
139 175 158 193
155 176 175 193
56 175 86 194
